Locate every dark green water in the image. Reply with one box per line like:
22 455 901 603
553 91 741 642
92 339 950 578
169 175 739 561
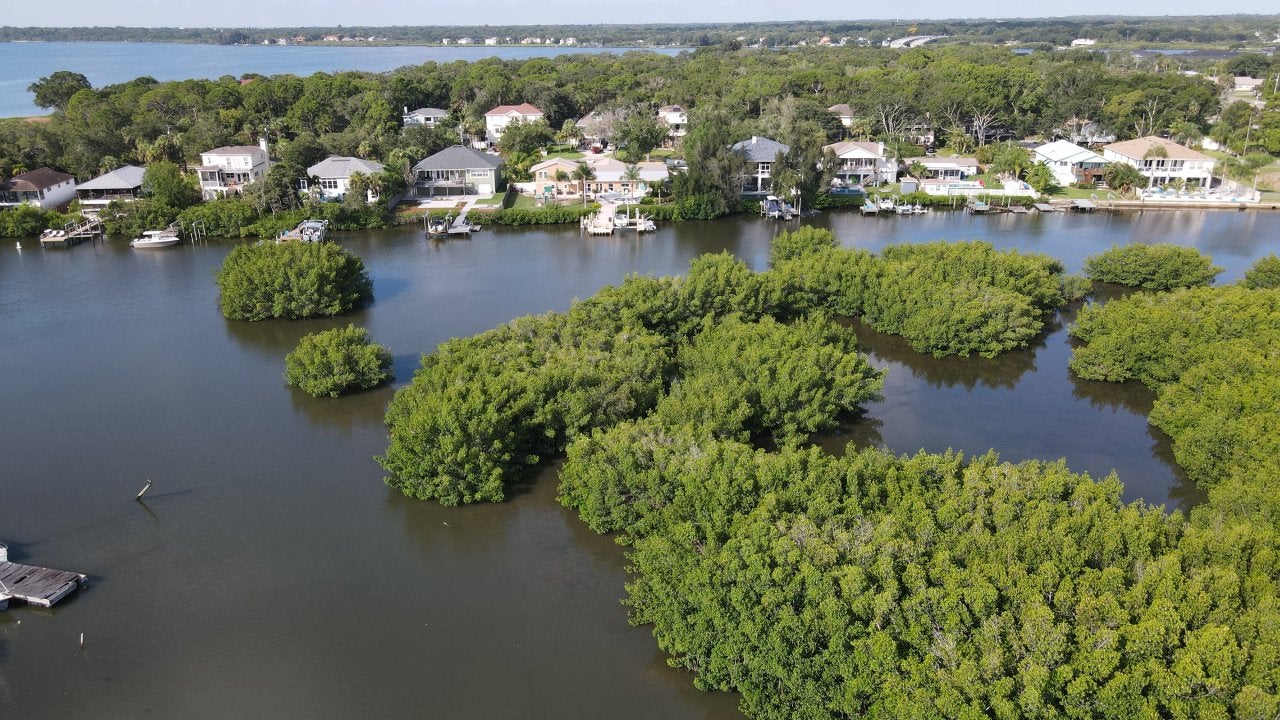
1 208 1276 718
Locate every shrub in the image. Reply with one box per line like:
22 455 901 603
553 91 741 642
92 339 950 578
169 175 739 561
215 241 373 320
1083 243 1222 290
1243 253 1280 289
284 325 393 397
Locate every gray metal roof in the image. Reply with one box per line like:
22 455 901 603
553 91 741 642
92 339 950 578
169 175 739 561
413 145 502 172
77 165 146 191
307 156 385 179
406 107 448 117
731 137 790 163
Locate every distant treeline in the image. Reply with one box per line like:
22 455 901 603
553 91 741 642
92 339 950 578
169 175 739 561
3 15 1280 48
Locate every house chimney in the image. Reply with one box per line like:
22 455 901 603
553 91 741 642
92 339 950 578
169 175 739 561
751 136 758 144
259 136 269 155
403 106 408 114
878 141 885 156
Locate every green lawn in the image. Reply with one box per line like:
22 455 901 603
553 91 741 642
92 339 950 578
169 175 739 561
472 192 506 207
1049 186 1119 200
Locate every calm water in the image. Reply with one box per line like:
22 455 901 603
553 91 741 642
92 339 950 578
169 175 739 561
1 208 1276 719
0 42 684 118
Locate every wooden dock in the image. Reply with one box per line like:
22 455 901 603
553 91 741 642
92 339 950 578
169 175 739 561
0 543 86 609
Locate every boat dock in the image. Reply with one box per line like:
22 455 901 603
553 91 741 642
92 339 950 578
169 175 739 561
41 217 103 247
0 542 86 610
582 201 617 235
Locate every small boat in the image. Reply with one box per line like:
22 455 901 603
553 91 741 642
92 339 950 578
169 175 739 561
895 203 914 215
426 215 450 238
277 219 329 243
761 195 785 219
861 199 879 215
878 196 896 211
913 203 929 214
130 228 181 249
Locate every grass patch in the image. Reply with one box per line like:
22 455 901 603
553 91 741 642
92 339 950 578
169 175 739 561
472 192 507 207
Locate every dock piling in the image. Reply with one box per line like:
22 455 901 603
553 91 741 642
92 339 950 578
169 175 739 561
135 479 153 501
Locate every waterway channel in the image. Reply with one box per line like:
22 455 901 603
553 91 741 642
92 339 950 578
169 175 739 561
0 207 1276 719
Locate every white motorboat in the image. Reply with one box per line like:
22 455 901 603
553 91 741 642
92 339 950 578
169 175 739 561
277 219 329 243
130 229 181 248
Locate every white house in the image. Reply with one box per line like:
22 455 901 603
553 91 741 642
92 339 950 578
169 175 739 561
76 164 145 216
1102 136 1215 188
484 103 545 140
822 141 896 186
0 167 76 210
413 145 503 197
731 136 789 194
403 107 448 127
916 156 980 180
307 156 385 202
197 142 269 200
657 105 688 145
1033 140 1107 187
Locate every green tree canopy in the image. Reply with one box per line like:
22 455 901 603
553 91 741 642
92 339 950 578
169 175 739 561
215 240 374 320
28 70 91 112
284 324 393 397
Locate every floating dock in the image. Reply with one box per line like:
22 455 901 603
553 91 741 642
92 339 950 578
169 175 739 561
0 542 86 609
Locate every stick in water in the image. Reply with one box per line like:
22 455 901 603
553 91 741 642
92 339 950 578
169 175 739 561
135 479 152 501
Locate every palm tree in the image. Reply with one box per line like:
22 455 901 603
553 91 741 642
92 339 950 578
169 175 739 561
554 169 570 198
623 163 642 197
572 162 596 206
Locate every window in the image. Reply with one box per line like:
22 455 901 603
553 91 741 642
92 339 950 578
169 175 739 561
320 179 341 190
468 168 489 178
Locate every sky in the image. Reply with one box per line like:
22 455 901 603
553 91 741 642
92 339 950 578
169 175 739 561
4 0 1279 27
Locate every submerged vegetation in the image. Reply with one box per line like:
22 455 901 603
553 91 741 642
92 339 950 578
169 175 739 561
215 241 373 320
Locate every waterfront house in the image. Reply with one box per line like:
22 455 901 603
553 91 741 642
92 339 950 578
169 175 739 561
656 105 688 145
822 141 896 187
530 157 582 197
529 157 668 199
76 164 145 216
1033 140 1107 187
731 136 789 194
307 156 385 202
916 156 980 180
198 142 269 201
1102 136 1215 188
403 107 448 128
1 167 76 210
484 103 545 141
413 145 502 197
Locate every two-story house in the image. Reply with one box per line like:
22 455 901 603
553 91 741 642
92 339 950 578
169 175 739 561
0 168 77 210
823 141 896 187
1033 140 1106 188
731 136 789 194
484 103 545 141
198 142 269 200
656 105 688 146
1102 136 1215 188
413 145 503 197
